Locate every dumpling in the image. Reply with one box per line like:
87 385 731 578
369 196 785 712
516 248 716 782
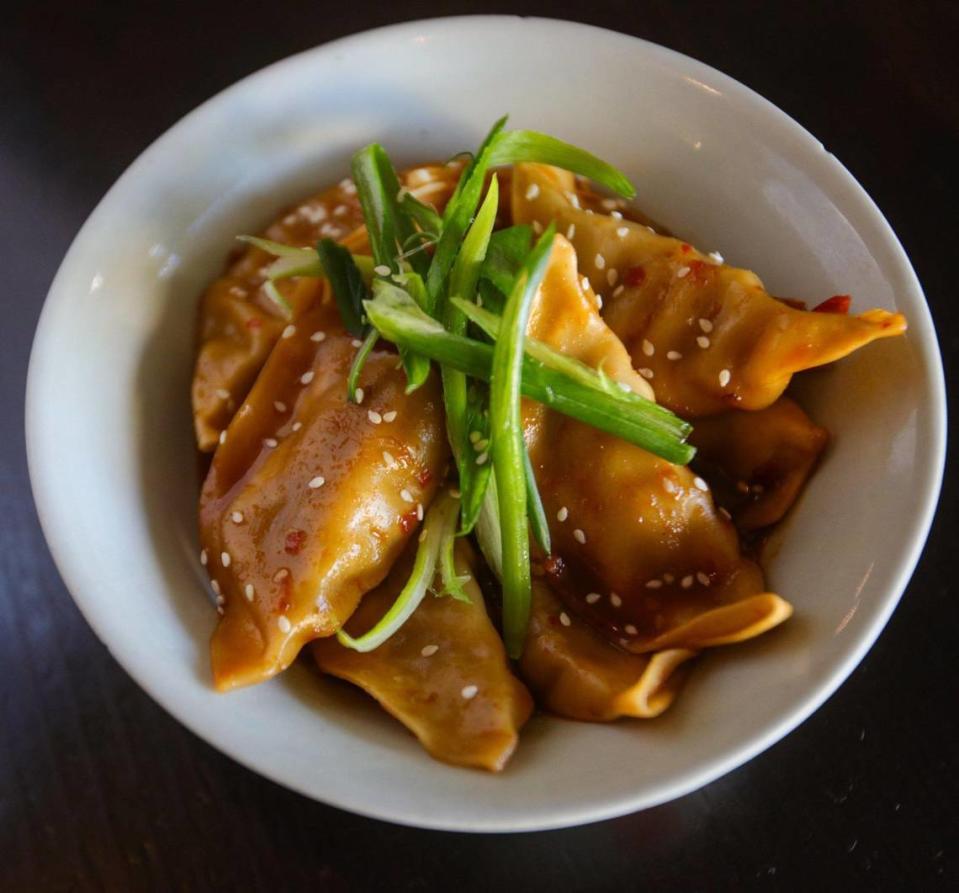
689 397 829 531
200 297 449 690
314 541 533 772
511 163 906 417
520 582 696 721
192 163 461 451
522 236 792 661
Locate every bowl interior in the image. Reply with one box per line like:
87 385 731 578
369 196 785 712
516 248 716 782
27 17 944 831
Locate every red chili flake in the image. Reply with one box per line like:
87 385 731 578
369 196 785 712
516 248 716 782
399 510 418 534
687 259 709 280
416 467 433 487
543 554 566 577
680 243 692 254
246 317 263 330
284 530 307 555
624 266 646 287
812 294 852 314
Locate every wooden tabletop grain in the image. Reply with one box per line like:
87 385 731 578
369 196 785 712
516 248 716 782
2 2 956 889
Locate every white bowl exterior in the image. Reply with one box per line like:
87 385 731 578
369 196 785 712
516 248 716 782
27 17 946 832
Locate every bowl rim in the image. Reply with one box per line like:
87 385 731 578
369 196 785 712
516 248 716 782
26 15 947 832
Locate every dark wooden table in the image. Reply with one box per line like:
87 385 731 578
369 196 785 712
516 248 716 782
2 2 956 889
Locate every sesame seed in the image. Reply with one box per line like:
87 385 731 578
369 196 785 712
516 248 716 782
525 182 540 200
231 511 244 524
310 330 326 342
219 430 227 445
559 612 571 627
418 529 427 543
274 401 287 412
308 476 325 489
210 579 220 595
709 251 724 264
383 410 397 422
373 264 390 276
449 488 461 498
244 583 255 601
351 338 363 348
273 568 289 582
566 223 576 240
461 684 479 700
300 371 314 385
421 644 439 657
200 549 208 566
697 571 711 586
613 284 625 297
263 438 278 448
291 421 303 432
367 410 382 424
625 624 639 635
216 605 225 615
667 350 683 361
696 335 711 349
532 220 543 235
596 294 603 310
585 592 601 605
642 339 655 356
676 266 690 278
610 210 623 219
215 388 230 400
681 575 694 589
557 506 569 522
719 507 732 520
220 552 231 567
616 226 629 238
594 253 606 270
400 489 414 503
573 528 586 544
693 477 709 492
469 430 482 443
699 318 714 333
475 452 489 465
566 191 580 208
719 369 731 388
607 268 618 286
639 368 654 380
277 616 291 633
216 593 225 606
610 593 623 607
382 451 398 469
581 276 591 292
281 324 296 339
601 198 618 210
645 579 663 589
472 438 489 451
354 387 364 404
416 503 424 521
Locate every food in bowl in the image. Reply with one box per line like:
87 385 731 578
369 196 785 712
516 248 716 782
191 118 906 771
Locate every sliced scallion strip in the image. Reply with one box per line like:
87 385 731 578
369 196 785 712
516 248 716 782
316 239 368 337
523 446 551 554
437 530 472 603
346 328 379 403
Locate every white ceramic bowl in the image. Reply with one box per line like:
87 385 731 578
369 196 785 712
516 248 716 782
27 17 945 832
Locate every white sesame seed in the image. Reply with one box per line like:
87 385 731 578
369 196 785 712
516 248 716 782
354 387 365 404
646 225 655 233
639 368 654 380
624 624 639 635
367 410 382 424
532 220 543 235
216 593 225 606
475 452 489 465
231 511 244 524
263 438 278 448
469 430 482 443
607 268 618 286
351 338 363 348
525 182 540 201
277 615 291 633
219 430 227 445
596 294 603 310
220 551 231 567
210 579 220 595
697 571 711 586
667 350 683 361
610 593 623 607
373 264 390 276
559 612 571 627
461 684 479 700
416 503 424 521
200 549 208 566
308 476 325 489
333 204 347 217
585 592 601 605
594 253 606 270
244 583 255 601
566 223 576 240
693 476 709 492
613 285 625 297
291 421 303 432
645 579 663 589
472 438 489 451
449 488 461 498
215 388 230 400
274 401 287 413
573 528 587 544
616 226 629 238
565 191 580 208
300 371 314 385
382 451 398 469
709 250 724 264
698 318 714 333
421 644 439 657
400 489 414 503
719 368 731 388
557 506 569 522
696 335 711 349
601 198 618 210
676 266 690 278
274 568 289 582
681 575 694 589
383 410 397 423
610 210 623 219
310 330 326 342
281 324 296 339
581 276 591 292
642 339 655 357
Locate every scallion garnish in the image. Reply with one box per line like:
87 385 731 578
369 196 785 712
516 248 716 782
316 238 369 337
346 328 379 403
523 446 551 554
437 531 472 603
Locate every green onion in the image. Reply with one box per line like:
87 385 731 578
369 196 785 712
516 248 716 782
261 280 292 316
316 239 368 337
363 287 695 465
437 530 472 603
489 223 556 658
523 446 551 554
479 225 533 299
398 190 442 236
346 328 379 403
335 490 460 652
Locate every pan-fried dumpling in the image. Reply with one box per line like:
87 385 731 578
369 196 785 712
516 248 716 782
192 164 461 451
689 397 829 531
520 583 695 721
200 298 449 690
523 236 792 659
512 163 906 417
314 541 533 772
